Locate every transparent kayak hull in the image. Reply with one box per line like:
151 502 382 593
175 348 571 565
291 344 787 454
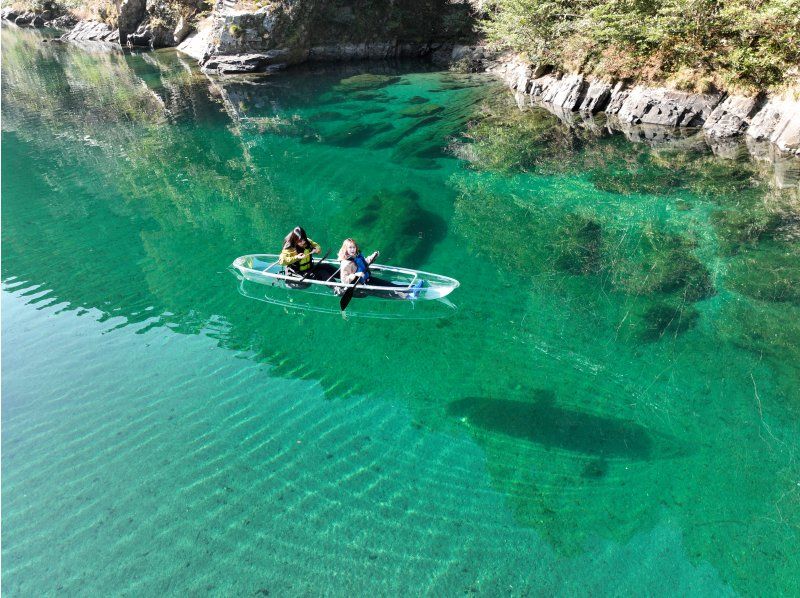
231 254 459 301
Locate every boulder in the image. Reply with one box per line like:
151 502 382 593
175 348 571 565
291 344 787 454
747 99 800 154
118 0 147 44
14 12 35 26
605 81 630 114
62 20 120 43
578 81 612 113
202 50 290 74
614 86 722 127
47 14 78 29
173 16 192 44
703 95 764 138
528 74 559 98
540 74 586 110
1 8 19 21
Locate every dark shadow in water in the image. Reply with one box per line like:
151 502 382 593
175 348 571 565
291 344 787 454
447 392 654 459
334 188 448 269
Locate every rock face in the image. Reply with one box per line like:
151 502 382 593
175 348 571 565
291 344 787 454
610 86 723 127
62 20 120 43
704 95 764 138
492 55 800 155
747 99 800 154
2 5 76 29
179 0 474 73
118 0 147 44
203 51 292 74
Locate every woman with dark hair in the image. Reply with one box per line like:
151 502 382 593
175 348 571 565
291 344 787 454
278 226 337 280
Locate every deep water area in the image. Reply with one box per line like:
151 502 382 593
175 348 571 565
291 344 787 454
2 26 799 595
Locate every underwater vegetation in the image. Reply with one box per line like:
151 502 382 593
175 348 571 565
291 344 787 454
551 213 604 275
329 188 447 268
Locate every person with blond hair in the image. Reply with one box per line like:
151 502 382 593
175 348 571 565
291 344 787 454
337 238 415 298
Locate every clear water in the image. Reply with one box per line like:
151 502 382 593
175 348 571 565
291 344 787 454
3 26 799 595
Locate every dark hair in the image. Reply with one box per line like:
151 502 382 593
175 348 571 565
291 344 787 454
283 226 308 250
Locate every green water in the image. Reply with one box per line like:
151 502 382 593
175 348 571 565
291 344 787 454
2 26 799 595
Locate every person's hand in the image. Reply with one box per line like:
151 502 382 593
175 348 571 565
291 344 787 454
313 247 321 254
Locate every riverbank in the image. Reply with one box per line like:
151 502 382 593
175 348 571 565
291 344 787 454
490 55 800 157
2 2 799 157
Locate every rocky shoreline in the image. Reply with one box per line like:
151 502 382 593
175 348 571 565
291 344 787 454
490 56 800 156
2 4 798 157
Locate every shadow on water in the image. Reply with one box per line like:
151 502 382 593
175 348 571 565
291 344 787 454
447 392 654 460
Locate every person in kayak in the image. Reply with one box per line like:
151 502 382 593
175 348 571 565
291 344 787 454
337 238 422 298
279 226 337 280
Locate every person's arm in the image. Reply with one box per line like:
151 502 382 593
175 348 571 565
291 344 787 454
308 239 322 254
366 250 380 265
278 248 298 266
340 260 359 283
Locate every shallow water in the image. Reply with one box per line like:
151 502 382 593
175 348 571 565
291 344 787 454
2 26 799 595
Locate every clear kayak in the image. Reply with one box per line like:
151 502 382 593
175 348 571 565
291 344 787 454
231 254 460 301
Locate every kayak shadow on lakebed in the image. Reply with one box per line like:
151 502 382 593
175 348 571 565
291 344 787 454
447 392 673 460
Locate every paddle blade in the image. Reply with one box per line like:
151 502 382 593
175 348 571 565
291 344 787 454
339 277 361 311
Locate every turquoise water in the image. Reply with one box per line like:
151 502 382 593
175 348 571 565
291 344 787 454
2 26 799 595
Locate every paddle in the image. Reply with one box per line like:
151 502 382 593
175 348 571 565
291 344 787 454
296 248 330 284
339 273 363 311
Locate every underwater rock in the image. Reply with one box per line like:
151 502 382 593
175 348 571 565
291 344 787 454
323 122 394 147
613 230 716 302
336 74 401 91
407 96 429 105
399 103 443 118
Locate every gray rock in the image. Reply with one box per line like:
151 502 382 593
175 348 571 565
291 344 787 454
613 86 722 127
202 50 290 74
62 20 119 43
528 74 559 98
173 16 191 44
47 14 78 29
578 81 612 113
748 99 800 154
703 95 764 138
540 74 586 111
1 8 19 21
14 12 35 26
605 82 630 115
118 0 147 44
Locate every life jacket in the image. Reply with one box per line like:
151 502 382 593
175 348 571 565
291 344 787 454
286 246 313 273
348 252 371 282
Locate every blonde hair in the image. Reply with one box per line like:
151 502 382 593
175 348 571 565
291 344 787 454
337 238 359 261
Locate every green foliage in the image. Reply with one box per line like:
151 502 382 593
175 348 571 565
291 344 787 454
483 0 800 89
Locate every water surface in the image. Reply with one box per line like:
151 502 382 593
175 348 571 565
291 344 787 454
2 26 799 595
